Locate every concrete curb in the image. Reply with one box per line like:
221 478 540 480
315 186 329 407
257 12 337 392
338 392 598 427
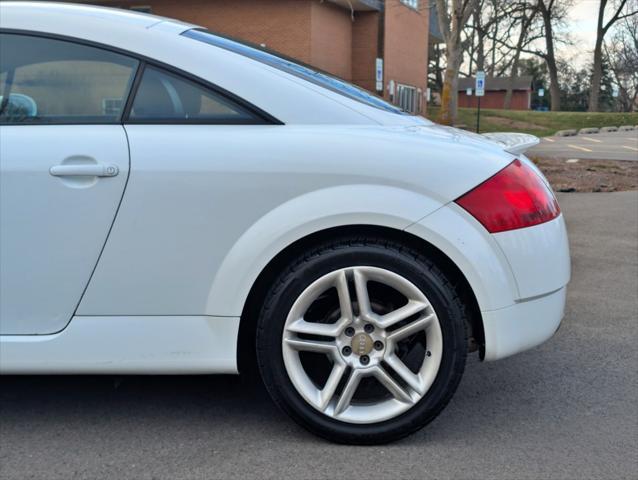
600 126 618 132
555 129 578 137
618 125 635 131
579 127 600 134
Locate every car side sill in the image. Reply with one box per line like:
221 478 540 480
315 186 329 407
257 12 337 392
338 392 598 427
0 316 239 374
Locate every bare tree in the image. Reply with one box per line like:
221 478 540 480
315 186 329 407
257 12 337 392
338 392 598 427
435 0 479 125
495 0 573 111
463 0 512 76
604 6 638 111
476 1 566 109
536 0 564 111
488 0 500 76
589 0 637 111
504 3 539 108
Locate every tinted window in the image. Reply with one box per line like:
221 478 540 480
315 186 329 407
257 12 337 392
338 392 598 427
129 66 259 123
0 34 138 124
182 29 407 116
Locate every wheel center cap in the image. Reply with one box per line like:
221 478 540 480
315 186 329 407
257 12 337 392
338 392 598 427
351 333 373 356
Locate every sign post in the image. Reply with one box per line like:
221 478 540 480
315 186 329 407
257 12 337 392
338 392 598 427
475 71 485 133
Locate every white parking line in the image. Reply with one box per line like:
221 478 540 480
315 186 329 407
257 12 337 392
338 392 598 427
568 144 593 153
622 146 638 152
543 137 555 142
582 137 602 143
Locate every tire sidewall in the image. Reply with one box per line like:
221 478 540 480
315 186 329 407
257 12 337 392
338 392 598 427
257 243 467 444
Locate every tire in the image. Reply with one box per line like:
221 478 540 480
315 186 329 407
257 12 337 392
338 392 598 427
256 236 468 444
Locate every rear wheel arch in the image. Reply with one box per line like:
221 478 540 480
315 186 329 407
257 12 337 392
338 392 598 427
237 225 484 375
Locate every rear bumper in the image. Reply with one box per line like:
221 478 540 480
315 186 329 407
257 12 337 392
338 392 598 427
482 214 570 360
407 204 570 361
482 286 566 361
492 214 570 299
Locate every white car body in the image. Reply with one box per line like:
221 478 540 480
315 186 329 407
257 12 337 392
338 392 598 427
0 2 570 374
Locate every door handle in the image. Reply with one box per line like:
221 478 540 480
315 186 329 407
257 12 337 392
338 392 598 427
49 164 119 177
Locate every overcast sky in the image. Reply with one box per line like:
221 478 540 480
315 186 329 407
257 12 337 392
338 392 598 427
488 1 609 72
566 0 600 67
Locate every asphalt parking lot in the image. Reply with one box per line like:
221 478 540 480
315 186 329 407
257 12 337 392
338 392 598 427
1 192 637 480
529 130 638 161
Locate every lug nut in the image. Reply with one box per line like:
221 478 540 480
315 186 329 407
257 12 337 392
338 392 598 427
373 340 384 351
360 355 370 365
364 324 375 333
345 327 355 337
426 350 432 357
342 346 352 356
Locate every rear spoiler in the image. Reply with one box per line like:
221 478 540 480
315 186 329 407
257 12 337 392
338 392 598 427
481 132 540 155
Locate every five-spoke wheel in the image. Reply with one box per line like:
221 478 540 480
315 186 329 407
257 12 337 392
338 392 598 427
257 237 467 444
282 266 443 424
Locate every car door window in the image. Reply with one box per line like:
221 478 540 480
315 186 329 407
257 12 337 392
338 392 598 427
128 65 259 123
0 33 138 124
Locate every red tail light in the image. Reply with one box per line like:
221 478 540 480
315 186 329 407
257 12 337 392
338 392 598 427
455 159 560 234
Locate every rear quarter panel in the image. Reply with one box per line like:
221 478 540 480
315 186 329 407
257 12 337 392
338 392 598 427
78 124 513 317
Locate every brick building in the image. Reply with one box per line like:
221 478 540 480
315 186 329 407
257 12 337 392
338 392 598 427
458 76 534 111
85 0 435 114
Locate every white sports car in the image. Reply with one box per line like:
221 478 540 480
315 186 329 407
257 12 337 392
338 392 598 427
0 3 570 444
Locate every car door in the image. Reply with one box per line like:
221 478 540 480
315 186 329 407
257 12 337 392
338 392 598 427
0 33 138 334
76 63 275 316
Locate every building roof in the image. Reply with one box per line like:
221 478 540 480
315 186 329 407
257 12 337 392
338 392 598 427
458 76 533 92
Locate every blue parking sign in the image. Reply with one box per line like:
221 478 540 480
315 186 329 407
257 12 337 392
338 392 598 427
475 71 486 97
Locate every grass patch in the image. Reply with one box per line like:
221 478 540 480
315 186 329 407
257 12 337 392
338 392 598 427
426 108 638 137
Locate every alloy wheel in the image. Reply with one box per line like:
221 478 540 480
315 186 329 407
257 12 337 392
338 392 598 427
281 266 443 424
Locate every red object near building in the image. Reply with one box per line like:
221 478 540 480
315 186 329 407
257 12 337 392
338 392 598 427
458 76 533 110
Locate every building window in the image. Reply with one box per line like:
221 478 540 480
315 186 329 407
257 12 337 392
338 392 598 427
102 98 123 116
397 84 417 113
401 0 419 10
